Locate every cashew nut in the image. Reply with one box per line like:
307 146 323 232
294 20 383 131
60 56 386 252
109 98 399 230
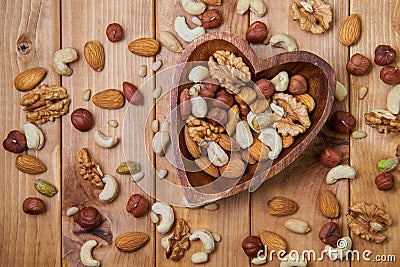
191 96 208 118
189 66 210 82
189 229 215 254
252 255 267 265
23 122 45 150
191 251 209 264
98 175 119 203
280 254 307 267
182 0 206 15
93 129 118 149
152 131 170 157
152 202 174 234
258 128 282 160
271 71 289 92
174 16 205 42
270 34 298 52
53 47 78 76
80 240 100 267
207 141 229 167
325 236 353 261
159 31 183 53
236 121 254 149
326 165 356 185
387 84 400 115
237 0 267 17
335 81 348 102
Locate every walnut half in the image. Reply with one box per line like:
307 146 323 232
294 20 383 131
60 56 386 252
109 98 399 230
291 0 333 34
77 148 104 189
161 218 191 261
365 109 400 133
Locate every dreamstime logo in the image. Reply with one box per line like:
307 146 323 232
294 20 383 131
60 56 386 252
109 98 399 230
121 61 276 206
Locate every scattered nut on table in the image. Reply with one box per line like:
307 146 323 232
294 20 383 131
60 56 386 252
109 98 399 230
80 240 100 267
152 202 174 234
53 47 78 76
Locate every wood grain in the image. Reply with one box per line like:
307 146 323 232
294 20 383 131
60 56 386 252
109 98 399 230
0 1 61 266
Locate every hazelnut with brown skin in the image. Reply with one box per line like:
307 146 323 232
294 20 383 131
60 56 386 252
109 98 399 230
213 89 234 108
255 78 274 99
71 108 93 132
200 9 222 29
76 206 102 230
375 173 395 191
319 222 341 246
23 197 45 215
319 147 341 168
3 130 27 153
374 45 396 66
106 23 124 42
380 66 400 85
346 53 370 76
126 194 149 218
330 111 356 134
288 74 308 95
241 236 263 257
246 21 268 43
207 107 228 125
200 78 219 98
180 89 191 120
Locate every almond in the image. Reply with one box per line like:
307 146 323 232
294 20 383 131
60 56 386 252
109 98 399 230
14 67 47 91
267 196 298 216
15 155 47 174
339 14 361 46
195 157 219 178
260 231 287 252
128 38 160 57
84 40 105 71
249 138 270 161
92 89 125 109
185 126 201 159
218 134 241 152
115 232 149 252
219 158 246 179
319 189 340 219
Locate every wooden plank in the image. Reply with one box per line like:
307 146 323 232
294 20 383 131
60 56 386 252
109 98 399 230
155 0 250 266
61 0 155 266
250 1 350 266
0 1 61 266
350 1 399 266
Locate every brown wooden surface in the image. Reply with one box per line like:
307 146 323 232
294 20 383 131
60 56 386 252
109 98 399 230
0 0 399 266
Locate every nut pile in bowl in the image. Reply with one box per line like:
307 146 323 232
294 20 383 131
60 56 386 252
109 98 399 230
179 50 315 180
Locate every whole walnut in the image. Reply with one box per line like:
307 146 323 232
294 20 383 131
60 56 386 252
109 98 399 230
207 107 228 125
330 111 356 133
200 78 219 98
255 78 274 99
380 66 400 85
213 89 234 108
346 53 370 76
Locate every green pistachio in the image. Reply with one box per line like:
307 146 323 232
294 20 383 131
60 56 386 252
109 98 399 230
34 179 58 197
116 161 141 175
377 158 398 172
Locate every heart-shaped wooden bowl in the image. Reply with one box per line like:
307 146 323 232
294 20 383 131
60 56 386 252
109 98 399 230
170 32 336 205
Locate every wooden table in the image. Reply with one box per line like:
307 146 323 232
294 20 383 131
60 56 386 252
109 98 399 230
1 0 399 266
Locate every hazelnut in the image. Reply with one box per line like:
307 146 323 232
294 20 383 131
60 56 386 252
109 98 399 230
319 147 341 168
123 81 143 105
71 108 93 132
106 23 124 42
288 74 308 95
200 78 219 98
76 206 102 230
3 130 27 153
239 103 250 118
254 78 274 99
380 66 400 85
207 107 228 125
246 21 268 43
213 89 234 108
126 194 149 218
319 222 341 246
375 173 395 191
374 45 396 66
346 53 370 76
23 197 45 215
330 111 356 134
241 236 263 257
200 9 222 29
179 89 191 120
